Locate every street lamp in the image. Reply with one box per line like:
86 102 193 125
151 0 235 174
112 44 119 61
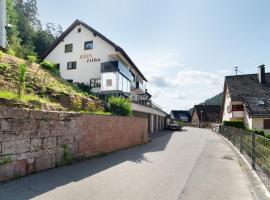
200 110 203 128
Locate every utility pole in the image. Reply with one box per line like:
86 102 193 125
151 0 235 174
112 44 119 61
0 0 6 49
235 66 238 76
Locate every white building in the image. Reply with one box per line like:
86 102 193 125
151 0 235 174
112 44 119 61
43 19 167 133
221 65 270 133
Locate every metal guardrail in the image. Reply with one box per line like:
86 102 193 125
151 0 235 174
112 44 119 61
217 125 270 191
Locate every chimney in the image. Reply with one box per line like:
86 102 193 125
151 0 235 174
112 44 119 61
258 64 266 84
0 0 6 49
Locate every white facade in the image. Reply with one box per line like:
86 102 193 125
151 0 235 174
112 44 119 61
45 23 144 94
222 85 270 133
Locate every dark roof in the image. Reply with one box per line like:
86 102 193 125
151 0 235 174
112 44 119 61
41 19 147 82
192 105 221 122
170 110 191 122
225 73 270 117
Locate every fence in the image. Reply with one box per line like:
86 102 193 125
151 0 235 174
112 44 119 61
218 125 270 191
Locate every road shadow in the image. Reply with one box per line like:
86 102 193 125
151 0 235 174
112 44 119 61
0 131 174 200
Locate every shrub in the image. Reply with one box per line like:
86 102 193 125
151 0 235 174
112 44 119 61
18 64 27 98
62 144 72 164
27 55 37 64
0 63 9 72
265 134 270 140
254 130 265 137
108 96 132 116
223 120 245 129
0 155 12 165
7 48 16 56
0 50 3 59
76 82 92 94
40 60 59 74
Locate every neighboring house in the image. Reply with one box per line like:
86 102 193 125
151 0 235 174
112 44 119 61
42 19 167 133
221 65 270 133
191 105 221 128
170 110 191 123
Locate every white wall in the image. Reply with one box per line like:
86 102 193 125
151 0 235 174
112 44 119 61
45 25 115 84
222 88 231 121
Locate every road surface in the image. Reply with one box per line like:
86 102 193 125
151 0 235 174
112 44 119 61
0 127 254 200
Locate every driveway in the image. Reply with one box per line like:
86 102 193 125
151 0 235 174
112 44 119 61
0 127 254 200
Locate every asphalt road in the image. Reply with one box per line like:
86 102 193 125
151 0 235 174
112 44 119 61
0 127 254 200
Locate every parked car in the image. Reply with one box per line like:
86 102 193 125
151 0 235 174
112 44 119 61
168 120 182 130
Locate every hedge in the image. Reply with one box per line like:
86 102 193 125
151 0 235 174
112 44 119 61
223 120 245 129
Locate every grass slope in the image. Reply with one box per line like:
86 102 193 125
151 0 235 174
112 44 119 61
0 52 104 112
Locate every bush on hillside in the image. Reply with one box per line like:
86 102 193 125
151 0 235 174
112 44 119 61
108 96 132 116
18 64 27 98
223 120 245 129
27 55 37 64
40 60 59 74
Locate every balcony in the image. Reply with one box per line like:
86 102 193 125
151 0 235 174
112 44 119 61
101 61 132 81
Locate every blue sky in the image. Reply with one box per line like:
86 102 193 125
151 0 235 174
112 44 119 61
37 0 270 112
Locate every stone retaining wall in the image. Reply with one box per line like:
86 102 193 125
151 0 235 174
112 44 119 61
0 108 148 181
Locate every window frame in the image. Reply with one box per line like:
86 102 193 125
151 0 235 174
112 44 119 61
84 41 93 50
65 44 73 53
106 79 112 87
90 78 101 88
67 61 77 70
231 104 244 112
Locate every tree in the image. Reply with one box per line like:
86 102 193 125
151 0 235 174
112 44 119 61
6 0 62 59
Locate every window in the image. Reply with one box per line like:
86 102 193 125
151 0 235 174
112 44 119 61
90 78 101 88
65 44 73 53
232 105 244 111
106 79 112 87
84 41 93 50
264 119 270 129
78 27 81 33
67 61 76 70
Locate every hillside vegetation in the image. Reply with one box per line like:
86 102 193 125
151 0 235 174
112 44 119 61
0 52 104 112
203 92 223 105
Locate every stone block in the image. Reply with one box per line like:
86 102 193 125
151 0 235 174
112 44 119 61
0 108 29 119
14 160 27 177
38 129 50 138
0 162 14 181
29 110 48 120
34 154 55 172
2 139 30 154
57 136 73 146
30 139 42 151
51 129 67 137
43 137 56 149
0 119 25 132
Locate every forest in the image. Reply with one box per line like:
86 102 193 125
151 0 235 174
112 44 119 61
6 0 62 59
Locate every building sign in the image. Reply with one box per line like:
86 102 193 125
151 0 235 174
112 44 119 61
80 54 100 63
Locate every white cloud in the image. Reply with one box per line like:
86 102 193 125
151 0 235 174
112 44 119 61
176 70 224 86
130 49 227 112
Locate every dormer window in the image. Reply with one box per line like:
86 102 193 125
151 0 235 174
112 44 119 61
257 100 265 105
65 44 73 53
